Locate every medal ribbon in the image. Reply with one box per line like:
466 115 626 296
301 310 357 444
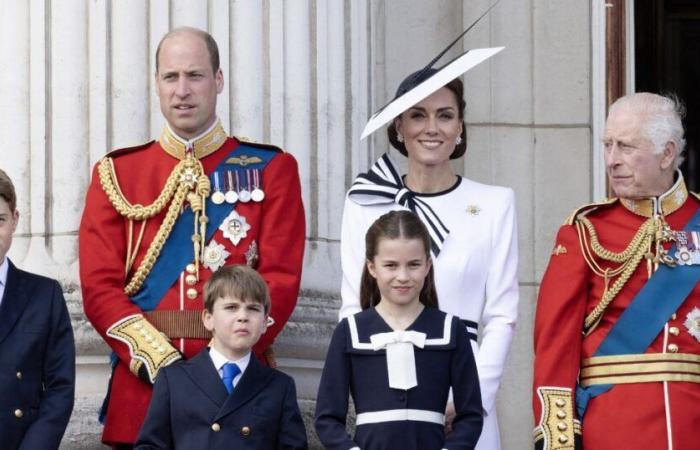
347 153 449 257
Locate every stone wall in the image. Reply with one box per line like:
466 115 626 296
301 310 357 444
1 1 595 449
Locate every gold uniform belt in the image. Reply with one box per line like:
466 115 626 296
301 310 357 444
144 310 212 339
580 353 700 387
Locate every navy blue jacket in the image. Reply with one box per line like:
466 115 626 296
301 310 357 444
136 347 308 449
0 260 75 449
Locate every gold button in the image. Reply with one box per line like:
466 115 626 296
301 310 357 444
186 288 198 299
186 264 196 274
668 343 679 353
16 371 22 380
671 313 677 320
556 411 566 419
240 426 251 436
558 435 569 444
14 409 23 418
557 422 568 431
185 274 197 285
211 423 221 432
669 326 680 336
555 399 566 407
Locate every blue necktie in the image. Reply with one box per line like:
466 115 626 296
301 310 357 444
222 362 241 394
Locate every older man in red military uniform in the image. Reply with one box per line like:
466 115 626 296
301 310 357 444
533 93 700 450
79 27 305 447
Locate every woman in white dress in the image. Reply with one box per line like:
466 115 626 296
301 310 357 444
339 68 519 450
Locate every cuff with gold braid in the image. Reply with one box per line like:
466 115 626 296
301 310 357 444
534 387 581 450
106 314 182 384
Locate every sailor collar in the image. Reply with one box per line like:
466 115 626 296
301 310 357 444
346 309 455 351
346 309 456 390
620 170 688 218
160 119 227 160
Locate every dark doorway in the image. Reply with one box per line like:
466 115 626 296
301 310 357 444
635 0 700 191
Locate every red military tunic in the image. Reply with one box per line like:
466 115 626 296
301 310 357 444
79 121 305 444
533 176 700 450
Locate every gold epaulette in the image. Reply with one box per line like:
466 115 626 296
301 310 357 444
235 136 283 153
107 314 182 383
564 197 619 226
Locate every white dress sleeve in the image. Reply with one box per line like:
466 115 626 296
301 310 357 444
476 187 519 414
339 196 366 320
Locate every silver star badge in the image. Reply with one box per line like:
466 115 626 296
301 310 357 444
203 239 231 272
219 210 251 246
684 307 700 342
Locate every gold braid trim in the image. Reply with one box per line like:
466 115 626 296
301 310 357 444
576 216 675 333
124 182 190 295
534 387 579 449
98 157 184 220
107 314 182 383
98 154 209 296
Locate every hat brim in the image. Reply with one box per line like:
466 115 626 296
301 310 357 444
360 46 504 140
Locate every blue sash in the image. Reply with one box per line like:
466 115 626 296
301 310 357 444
129 144 277 311
576 206 700 417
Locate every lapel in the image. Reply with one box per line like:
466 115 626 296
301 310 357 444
0 260 30 345
182 349 229 408
215 355 275 421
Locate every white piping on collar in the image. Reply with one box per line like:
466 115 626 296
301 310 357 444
346 313 453 350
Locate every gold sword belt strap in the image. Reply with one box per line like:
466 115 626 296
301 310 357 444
580 352 700 387
144 310 213 340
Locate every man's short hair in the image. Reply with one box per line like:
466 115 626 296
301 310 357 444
0 168 17 212
203 265 270 314
155 27 220 74
609 92 687 169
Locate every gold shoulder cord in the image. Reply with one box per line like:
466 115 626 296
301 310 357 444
98 154 210 296
576 215 675 334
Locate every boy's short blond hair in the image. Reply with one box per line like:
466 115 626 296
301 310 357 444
203 265 270 314
0 168 17 212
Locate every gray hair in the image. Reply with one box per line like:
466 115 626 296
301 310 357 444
609 92 686 170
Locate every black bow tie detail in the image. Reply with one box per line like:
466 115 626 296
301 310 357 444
347 153 449 257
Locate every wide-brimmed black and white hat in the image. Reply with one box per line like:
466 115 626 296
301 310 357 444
360 1 504 140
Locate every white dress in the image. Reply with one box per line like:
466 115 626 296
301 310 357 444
340 174 519 450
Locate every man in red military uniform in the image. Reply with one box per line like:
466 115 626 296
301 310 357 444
79 27 305 447
533 93 700 450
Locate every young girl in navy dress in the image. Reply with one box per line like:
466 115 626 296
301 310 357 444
315 210 483 450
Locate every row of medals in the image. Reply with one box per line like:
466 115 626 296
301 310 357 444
673 230 700 265
211 169 265 205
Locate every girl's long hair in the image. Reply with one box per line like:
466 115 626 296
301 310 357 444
359 210 438 310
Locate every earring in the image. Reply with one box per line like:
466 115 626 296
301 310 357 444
397 133 404 143
455 136 462 145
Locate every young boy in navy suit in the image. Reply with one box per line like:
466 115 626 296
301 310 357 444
0 168 75 449
136 264 307 449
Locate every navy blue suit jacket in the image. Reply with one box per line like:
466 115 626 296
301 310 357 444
136 347 308 449
0 259 75 449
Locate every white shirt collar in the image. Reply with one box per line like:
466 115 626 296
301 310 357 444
0 257 8 306
208 345 251 375
0 256 8 287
